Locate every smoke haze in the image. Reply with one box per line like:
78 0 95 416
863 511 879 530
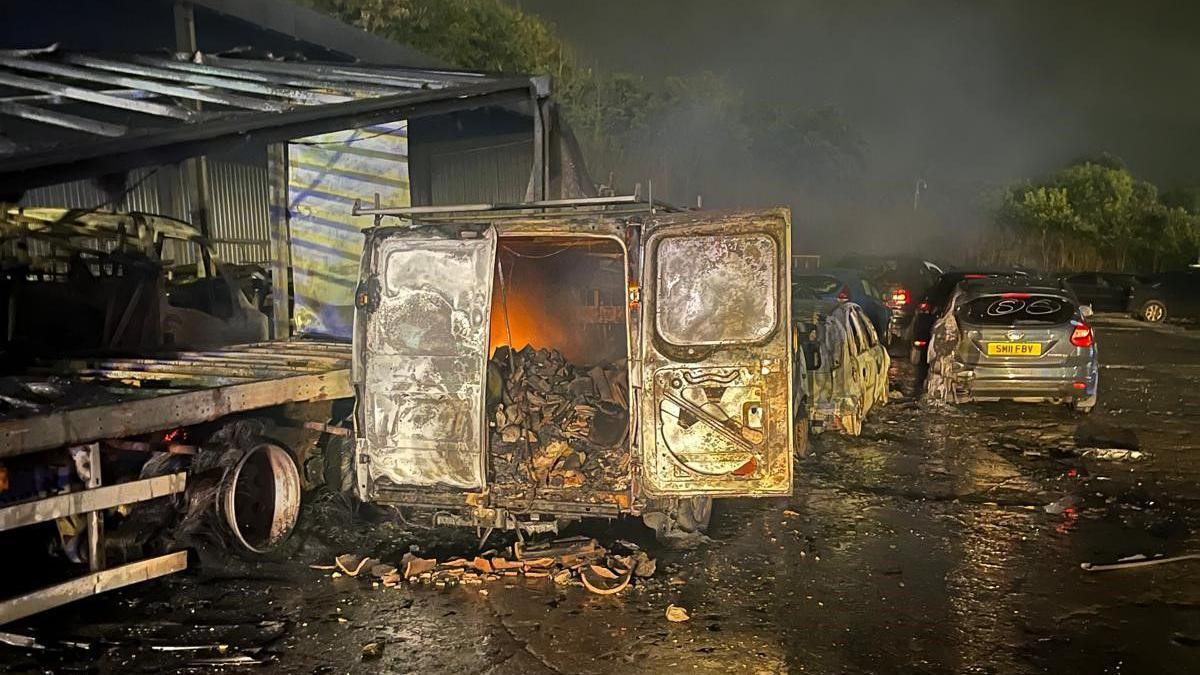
519 0 1200 259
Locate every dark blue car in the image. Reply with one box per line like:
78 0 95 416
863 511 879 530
792 268 892 344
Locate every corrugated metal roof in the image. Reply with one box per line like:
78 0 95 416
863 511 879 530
0 48 544 194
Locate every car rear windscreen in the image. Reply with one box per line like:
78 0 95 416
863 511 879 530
794 275 841 295
961 295 1075 325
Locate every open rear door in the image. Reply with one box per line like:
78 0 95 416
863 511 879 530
639 209 792 497
353 225 495 498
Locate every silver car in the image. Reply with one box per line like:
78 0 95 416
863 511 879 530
924 280 1098 412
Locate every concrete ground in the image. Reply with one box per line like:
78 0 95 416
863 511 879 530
4 315 1200 674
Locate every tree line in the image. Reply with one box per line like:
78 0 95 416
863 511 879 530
981 154 1200 273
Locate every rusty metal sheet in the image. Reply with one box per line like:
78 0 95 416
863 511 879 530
355 228 496 493
639 209 793 497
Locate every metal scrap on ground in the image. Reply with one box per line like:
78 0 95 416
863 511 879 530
313 536 655 595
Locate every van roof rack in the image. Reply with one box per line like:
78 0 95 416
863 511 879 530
351 189 684 225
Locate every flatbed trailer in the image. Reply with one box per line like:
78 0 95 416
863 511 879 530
0 340 351 625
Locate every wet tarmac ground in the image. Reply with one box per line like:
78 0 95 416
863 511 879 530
5 315 1200 674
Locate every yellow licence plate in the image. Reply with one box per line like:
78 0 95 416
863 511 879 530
987 342 1042 357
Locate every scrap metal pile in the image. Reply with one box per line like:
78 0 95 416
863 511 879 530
315 536 655 596
487 346 629 492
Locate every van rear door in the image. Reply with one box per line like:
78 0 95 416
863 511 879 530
639 209 793 497
353 225 495 499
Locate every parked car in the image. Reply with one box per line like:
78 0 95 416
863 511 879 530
1060 272 1139 312
805 302 890 435
909 269 1031 364
923 279 1098 412
1128 269 1200 322
792 268 892 343
838 255 943 339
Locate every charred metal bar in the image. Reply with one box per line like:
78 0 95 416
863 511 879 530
23 367 258 386
0 369 351 459
85 443 105 572
0 101 126 136
267 143 292 339
0 70 195 120
531 92 547 201
0 55 284 112
0 552 187 626
352 195 646 217
0 473 186 533
37 357 331 377
172 0 196 59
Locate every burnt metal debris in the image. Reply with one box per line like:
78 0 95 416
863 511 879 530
312 536 655 595
488 346 630 495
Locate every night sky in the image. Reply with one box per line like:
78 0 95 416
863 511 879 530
521 0 1200 192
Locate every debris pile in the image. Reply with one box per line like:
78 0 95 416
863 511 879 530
313 536 655 595
488 346 629 491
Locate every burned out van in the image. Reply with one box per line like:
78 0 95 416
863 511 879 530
348 200 800 540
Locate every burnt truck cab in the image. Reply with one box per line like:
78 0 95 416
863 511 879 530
349 202 799 539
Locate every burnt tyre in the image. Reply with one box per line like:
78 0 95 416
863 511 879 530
675 495 712 533
643 496 713 546
1140 300 1166 323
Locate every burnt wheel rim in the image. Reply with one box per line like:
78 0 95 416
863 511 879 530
219 443 301 554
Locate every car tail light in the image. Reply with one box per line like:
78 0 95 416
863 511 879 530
914 340 928 348
1072 382 1088 390
917 301 931 314
888 288 909 309
837 286 850 302
1070 323 1093 348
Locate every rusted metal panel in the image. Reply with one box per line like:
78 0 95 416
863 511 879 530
0 552 187 626
0 473 187 533
355 227 496 493
638 209 794 497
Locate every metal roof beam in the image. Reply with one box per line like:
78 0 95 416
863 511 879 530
130 55 395 98
0 55 286 112
1 80 535 193
203 55 454 90
62 54 345 105
0 100 127 136
0 70 194 120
